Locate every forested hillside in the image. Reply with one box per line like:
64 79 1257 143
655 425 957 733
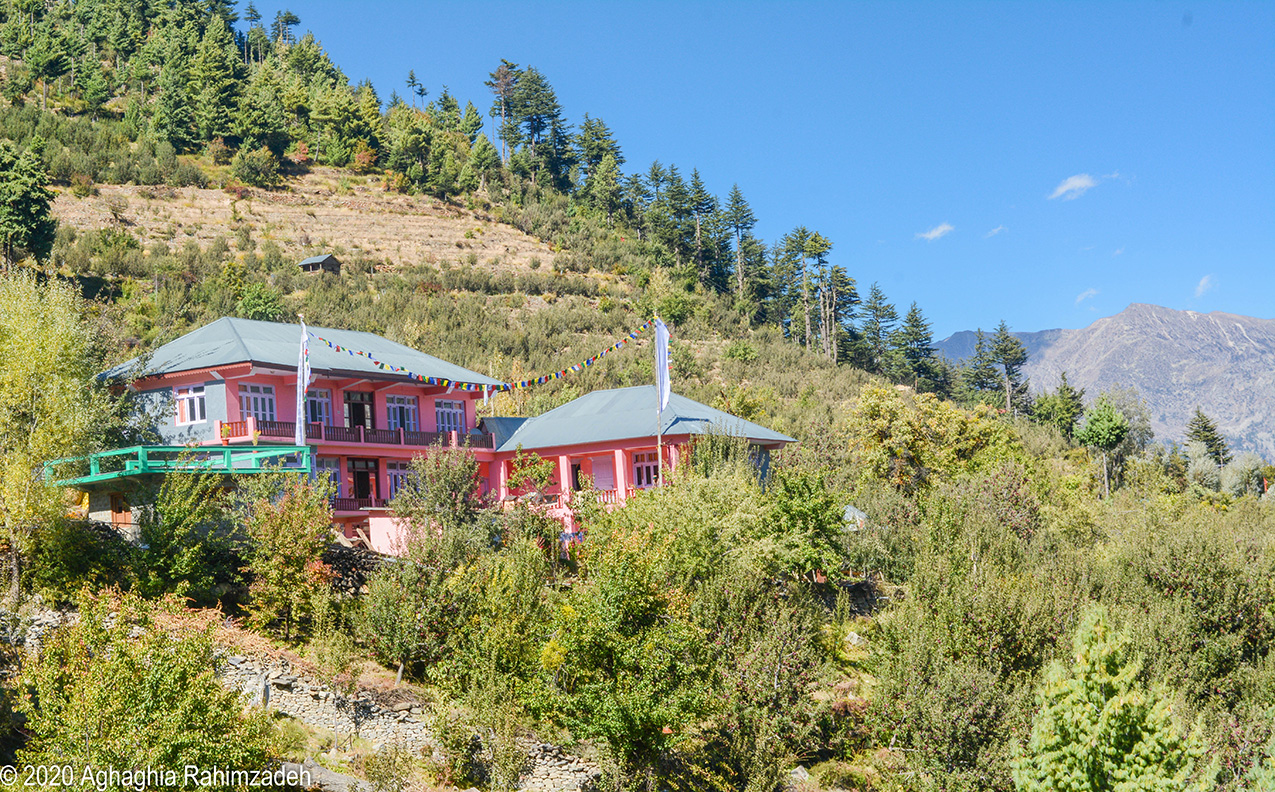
1 3 1274 792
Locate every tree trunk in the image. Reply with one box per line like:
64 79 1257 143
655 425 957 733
1004 368 1012 413
1102 450 1110 499
802 269 811 350
734 229 743 296
395 660 404 687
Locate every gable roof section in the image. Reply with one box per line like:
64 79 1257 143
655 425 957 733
299 254 337 265
103 317 505 386
494 385 794 453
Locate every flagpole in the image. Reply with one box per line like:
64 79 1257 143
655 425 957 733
296 314 315 480
654 316 668 488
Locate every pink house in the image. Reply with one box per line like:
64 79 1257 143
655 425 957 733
96 318 793 552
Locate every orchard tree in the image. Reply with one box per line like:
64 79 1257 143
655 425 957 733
1075 397 1129 498
1012 606 1203 792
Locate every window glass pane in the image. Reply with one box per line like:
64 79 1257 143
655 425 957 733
386 460 411 497
176 386 206 425
238 384 276 422
435 399 465 433
387 395 419 431
306 389 331 425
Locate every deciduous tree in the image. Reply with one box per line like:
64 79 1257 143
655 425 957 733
1074 397 1129 498
0 274 109 601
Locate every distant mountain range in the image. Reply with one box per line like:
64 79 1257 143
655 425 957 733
934 304 1275 459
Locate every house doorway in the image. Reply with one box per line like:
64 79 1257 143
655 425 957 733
344 391 375 430
347 458 379 502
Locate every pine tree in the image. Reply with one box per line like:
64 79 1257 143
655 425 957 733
1032 372 1085 439
575 113 623 188
859 283 899 374
0 141 58 268
1012 606 1202 792
460 101 484 145
152 54 197 152
193 15 243 143
590 153 621 225
76 54 110 117
484 60 519 163
1185 407 1231 466
893 302 937 387
963 329 1001 399
991 320 1029 414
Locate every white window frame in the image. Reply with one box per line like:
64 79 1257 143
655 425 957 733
633 451 659 489
386 460 412 498
386 395 419 432
306 389 332 426
316 457 342 496
435 399 466 434
239 383 276 423
175 385 206 425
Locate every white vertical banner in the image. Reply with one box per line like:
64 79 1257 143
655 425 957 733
654 317 671 411
294 318 313 447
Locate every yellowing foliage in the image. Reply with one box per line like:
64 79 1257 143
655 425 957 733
845 385 1020 491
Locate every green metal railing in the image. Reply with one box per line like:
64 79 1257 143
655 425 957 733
45 445 312 487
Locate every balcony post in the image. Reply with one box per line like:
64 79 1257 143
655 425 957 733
247 416 257 439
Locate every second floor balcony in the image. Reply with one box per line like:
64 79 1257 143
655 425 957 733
215 417 495 450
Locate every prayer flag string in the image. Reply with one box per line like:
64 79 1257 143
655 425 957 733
307 319 654 393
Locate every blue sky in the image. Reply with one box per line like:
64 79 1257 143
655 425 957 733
276 1 1273 339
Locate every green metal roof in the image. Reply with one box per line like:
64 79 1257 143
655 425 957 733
494 386 795 453
103 317 505 386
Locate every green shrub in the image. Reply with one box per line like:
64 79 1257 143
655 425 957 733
722 339 758 362
25 519 137 602
16 591 278 789
230 146 281 188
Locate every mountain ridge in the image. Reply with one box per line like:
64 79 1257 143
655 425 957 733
935 304 1275 458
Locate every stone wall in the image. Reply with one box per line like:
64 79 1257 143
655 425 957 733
220 654 601 792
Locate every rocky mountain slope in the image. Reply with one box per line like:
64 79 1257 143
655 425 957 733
936 304 1275 458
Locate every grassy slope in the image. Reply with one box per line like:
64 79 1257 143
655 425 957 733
53 160 876 444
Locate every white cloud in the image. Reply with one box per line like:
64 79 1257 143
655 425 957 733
916 222 954 241
1195 275 1214 297
1049 173 1098 200
1075 288 1098 306
985 225 1007 238
1112 247 1124 256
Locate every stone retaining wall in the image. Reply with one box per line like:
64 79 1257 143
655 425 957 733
220 654 601 792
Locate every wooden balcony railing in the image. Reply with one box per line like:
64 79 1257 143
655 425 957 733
323 425 363 443
404 430 449 447
364 428 400 445
332 496 389 512
215 420 494 450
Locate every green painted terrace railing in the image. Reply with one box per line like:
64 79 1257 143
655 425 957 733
44 445 312 487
